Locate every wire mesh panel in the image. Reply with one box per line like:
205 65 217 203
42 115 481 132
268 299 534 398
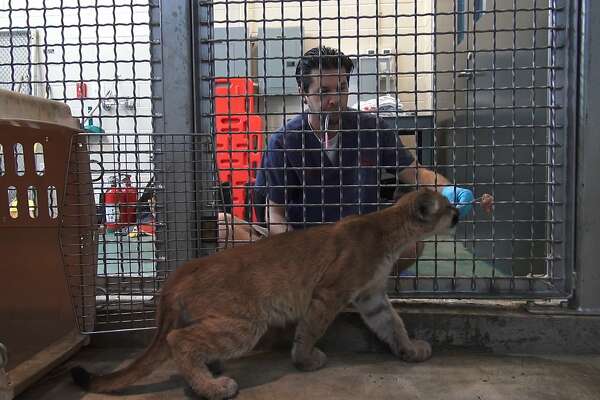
0 0 574 333
206 0 572 299
61 132 218 332
0 0 162 332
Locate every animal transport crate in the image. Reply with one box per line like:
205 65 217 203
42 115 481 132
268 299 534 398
0 89 96 396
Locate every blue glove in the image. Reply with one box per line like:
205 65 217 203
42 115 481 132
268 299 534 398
441 186 475 218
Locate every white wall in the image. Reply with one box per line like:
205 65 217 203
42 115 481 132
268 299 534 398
0 0 153 133
1 0 433 190
0 0 154 195
214 0 434 130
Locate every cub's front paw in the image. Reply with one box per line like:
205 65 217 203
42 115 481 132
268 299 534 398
291 346 328 371
400 339 432 362
198 376 238 400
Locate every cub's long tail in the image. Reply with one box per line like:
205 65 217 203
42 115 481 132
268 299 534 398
71 313 172 393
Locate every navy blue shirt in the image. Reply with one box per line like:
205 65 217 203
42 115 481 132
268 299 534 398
255 110 414 230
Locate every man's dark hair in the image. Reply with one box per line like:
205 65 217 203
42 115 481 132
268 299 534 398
295 46 354 92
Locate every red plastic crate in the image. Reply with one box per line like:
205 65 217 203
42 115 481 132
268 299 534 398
213 78 263 222
217 115 263 151
214 78 257 115
216 152 247 175
215 115 264 173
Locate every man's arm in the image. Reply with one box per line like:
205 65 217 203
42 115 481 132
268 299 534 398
260 129 297 235
265 200 292 235
397 160 494 216
396 160 451 191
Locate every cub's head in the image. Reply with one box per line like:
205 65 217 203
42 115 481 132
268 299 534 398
394 188 459 236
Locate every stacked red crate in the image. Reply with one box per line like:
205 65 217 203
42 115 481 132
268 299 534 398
214 78 264 220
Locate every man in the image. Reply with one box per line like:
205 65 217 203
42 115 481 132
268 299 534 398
219 46 493 266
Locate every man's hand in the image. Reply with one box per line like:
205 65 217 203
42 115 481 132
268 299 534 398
479 193 494 214
441 186 475 218
266 200 293 235
396 162 493 218
441 187 494 218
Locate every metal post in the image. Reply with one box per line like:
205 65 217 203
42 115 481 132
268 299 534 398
573 0 600 312
194 0 219 257
151 1 199 273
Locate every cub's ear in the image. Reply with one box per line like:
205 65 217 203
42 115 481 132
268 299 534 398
393 186 413 202
415 190 440 221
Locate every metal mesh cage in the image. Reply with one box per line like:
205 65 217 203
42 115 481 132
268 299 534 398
0 0 574 333
206 0 570 298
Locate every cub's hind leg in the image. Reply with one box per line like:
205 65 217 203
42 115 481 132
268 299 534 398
167 318 266 399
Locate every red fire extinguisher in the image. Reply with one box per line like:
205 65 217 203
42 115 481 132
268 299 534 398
76 82 87 98
104 176 121 232
120 174 137 225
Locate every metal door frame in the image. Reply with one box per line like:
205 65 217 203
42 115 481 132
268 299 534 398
150 0 592 303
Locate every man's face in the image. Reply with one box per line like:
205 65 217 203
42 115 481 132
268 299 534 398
301 68 349 125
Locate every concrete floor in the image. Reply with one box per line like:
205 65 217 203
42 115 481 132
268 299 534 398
16 347 600 400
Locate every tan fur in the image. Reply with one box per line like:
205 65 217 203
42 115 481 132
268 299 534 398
73 189 459 399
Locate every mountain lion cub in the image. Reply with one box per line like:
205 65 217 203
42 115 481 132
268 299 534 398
72 189 459 399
